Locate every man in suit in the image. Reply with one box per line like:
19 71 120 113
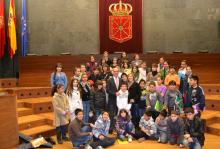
107 67 123 133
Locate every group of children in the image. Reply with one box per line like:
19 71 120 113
50 51 205 149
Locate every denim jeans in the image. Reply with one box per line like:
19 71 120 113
95 109 102 120
139 108 146 117
117 121 134 141
131 104 140 128
72 126 92 148
56 125 67 141
83 100 90 123
183 138 202 149
157 130 167 143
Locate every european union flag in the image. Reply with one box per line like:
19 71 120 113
21 0 27 56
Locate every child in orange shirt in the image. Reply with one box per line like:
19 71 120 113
164 66 180 87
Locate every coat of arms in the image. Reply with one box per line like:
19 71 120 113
109 0 133 43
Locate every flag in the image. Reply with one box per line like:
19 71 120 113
8 0 17 59
0 0 6 59
21 0 27 56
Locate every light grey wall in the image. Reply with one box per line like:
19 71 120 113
19 0 220 54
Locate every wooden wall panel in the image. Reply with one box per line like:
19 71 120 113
19 54 220 87
0 95 18 149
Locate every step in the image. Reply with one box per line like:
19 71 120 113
0 78 18 88
20 97 53 114
18 115 47 131
206 123 220 136
17 107 33 117
206 95 220 111
20 125 55 138
17 101 25 108
202 84 220 95
37 112 54 125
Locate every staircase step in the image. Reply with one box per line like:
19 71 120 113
18 108 33 117
20 97 53 114
38 112 54 125
17 101 25 108
20 125 55 138
206 95 220 111
207 123 220 136
0 78 18 88
18 115 47 131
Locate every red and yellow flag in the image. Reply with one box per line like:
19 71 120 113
0 0 6 59
8 0 17 58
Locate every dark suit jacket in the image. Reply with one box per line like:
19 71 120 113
128 82 141 104
107 77 123 104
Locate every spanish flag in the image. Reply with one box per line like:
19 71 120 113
8 0 17 59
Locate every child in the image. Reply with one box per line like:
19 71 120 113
90 80 106 119
121 73 128 83
157 57 165 72
167 110 184 147
155 109 168 143
138 62 148 82
131 53 143 67
110 57 119 70
134 110 157 142
67 78 83 121
146 81 162 120
156 76 167 103
68 109 94 149
179 66 192 108
101 51 112 66
115 109 134 142
117 83 131 112
132 66 140 83
122 62 132 75
86 55 98 73
92 111 116 148
184 107 205 149
100 64 112 81
51 63 67 91
52 84 70 144
80 64 88 78
164 66 180 87
73 67 81 82
147 63 159 82
159 61 169 81
80 74 91 123
139 79 148 117
102 80 108 107
164 80 183 115
189 74 205 116
178 60 187 80
89 68 101 83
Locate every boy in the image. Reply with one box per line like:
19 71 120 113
117 83 131 112
156 76 167 104
155 109 168 143
164 80 183 115
184 107 205 149
134 110 157 143
68 109 94 149
167 110 184 147
92 111 115 148
146 81 162 120
90 80 106 119
189 74 205 115
165 66 180 87
73 67 81 82
178 60 187 80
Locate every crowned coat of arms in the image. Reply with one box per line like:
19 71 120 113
109 0 133 43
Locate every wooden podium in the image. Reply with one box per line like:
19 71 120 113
0 94 18 149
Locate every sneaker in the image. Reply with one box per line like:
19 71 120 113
63 137 69 141
128 137 132 143
96 146 104 149
138 137 145 143
157 137 161 143
179 144 184 148
85 145 93 149
57 140 63 144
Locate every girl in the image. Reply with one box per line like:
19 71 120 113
132 66 139 83
157 57 165 72
51 63 67 91
159 61 169 81
178 60 187 80
156 76 167 104
120 52 129 66
128 73 141 128
138 62 148 82
131 53 142 67
117 83 131 112
110 57 119 70
116 109 134 142
86 55 98 73
52 84 69 144
122 62 132 75
101 51 112 66
139 79 148 117
100 64 112 81
147 63 159 82
121 73 128 83
79 74 91 123
66 78 83 121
